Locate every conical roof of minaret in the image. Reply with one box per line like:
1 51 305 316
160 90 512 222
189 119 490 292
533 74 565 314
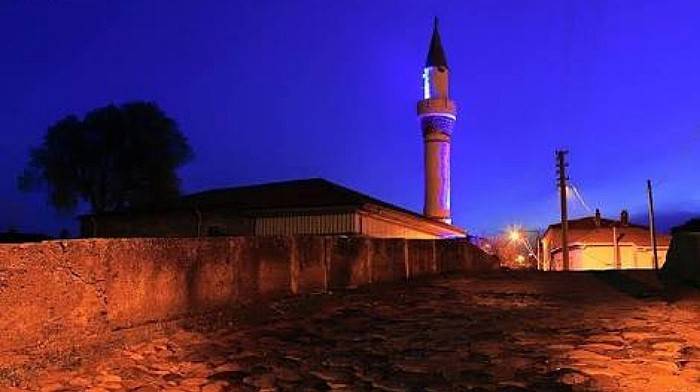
425 17 448 69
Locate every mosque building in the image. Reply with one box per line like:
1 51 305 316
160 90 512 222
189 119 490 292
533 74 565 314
81 21 466 240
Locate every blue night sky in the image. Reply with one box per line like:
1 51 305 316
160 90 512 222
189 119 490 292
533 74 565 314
1 0 699 236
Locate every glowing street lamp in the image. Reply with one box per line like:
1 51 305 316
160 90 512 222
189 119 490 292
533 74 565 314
508 229 522 242
506 226 541 268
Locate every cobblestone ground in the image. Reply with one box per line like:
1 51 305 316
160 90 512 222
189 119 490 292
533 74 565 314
9 271 700 392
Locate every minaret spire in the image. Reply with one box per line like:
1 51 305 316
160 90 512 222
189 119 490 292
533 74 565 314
417 18 457 225
426 17 448 69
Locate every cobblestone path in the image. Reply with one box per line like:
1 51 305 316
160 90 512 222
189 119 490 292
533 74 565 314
10 271 700 391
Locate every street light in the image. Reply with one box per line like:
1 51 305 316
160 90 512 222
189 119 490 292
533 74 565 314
508 229 521 242
507 226 541 268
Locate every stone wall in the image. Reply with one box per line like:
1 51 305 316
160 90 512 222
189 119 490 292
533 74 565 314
0 236 496 357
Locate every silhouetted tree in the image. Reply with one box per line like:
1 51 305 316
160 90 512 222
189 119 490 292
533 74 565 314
19 102 193 213
673 218 700 234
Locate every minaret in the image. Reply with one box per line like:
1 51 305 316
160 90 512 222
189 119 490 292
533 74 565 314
418 18 456 224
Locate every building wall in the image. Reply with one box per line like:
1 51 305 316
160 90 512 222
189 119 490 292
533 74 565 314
548 244 668 271
573 247 614 270
541 238 551 270
257 212 459 239
254 213 356 236
359 214 441 239
624 246 668 269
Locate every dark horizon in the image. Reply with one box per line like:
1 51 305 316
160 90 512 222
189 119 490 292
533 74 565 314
1 1 699 237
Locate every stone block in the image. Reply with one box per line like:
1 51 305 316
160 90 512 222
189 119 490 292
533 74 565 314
0 241 107 353
408 240 436 277
327 237 371 289
369 238 406 282
189 238 238 311
291 236 326 294
251 236 293 299
104 238 198 327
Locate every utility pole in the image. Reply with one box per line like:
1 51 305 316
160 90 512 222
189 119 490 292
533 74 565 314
647 179 659 271
613 226 620 269
556 150 570 271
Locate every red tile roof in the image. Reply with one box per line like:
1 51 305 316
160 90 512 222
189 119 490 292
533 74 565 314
544 216 670 249
547 216 646 231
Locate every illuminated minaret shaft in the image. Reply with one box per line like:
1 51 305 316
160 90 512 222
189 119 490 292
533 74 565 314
418 18 456 224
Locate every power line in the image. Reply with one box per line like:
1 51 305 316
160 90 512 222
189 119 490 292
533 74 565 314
569 182 594 214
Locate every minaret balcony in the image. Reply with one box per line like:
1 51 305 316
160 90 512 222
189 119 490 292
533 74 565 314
417 98 457 117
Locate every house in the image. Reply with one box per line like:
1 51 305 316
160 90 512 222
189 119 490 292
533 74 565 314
80 178 466 239
540 209 670 271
